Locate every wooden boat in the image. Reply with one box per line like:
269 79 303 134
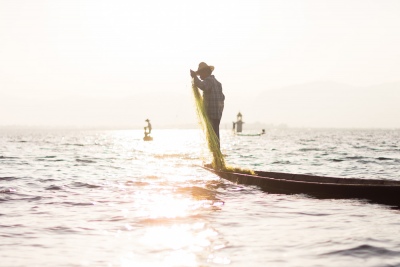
237 133 262 136
236 129 265 137
203 166 400 207
143 136 153 141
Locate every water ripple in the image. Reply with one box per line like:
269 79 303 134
323 244 400 257
0 176 18 181
75 158 96 163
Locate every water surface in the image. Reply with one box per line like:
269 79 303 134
1 128 400 266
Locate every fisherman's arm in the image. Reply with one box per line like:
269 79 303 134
190 70 210 91
193 76 211 92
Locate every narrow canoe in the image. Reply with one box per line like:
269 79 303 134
203 166 400 207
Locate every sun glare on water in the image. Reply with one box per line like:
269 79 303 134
106 130 227 266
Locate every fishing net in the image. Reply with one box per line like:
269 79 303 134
191 80 255 175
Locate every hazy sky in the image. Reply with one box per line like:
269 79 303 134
1 0 399 127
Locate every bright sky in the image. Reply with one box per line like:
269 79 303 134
1 0 399 127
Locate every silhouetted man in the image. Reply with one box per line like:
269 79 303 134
190 62 225 147
145 119 152 134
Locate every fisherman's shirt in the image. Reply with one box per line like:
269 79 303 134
193 75 225 120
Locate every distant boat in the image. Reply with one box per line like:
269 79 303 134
236 129 265 137
237 133 262 136
203 165 400 207
143 118 153 141
143 136 153 141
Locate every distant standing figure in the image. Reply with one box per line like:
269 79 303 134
145 119 152 134
190 62 225 147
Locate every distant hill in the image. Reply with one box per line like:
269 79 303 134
1 81 399 129
232 81 400 128
0 91 198 128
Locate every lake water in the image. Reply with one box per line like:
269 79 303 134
1 128 400 267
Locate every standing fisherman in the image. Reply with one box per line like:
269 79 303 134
190 62 225 147
145 119 152 135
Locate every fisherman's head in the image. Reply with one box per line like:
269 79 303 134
196 62 214 80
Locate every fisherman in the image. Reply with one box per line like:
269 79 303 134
145 119 152 135
190 62 225 147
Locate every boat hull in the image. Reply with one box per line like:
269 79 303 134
203 167 400 207
143 136 153 141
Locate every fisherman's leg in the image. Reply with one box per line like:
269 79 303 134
211 118 221 148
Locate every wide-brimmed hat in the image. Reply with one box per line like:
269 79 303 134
145 119 150 122
196 62 214 74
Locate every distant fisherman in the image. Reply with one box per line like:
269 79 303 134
190 62 225 147
145 119 152 134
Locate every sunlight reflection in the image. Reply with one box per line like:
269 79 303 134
139 194 197 219
142 223 214 249
109 129 208 162
108 129 227 266
141 224 218 267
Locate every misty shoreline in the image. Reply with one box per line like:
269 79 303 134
1 125 399 131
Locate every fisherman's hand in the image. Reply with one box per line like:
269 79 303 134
190 69 197 78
